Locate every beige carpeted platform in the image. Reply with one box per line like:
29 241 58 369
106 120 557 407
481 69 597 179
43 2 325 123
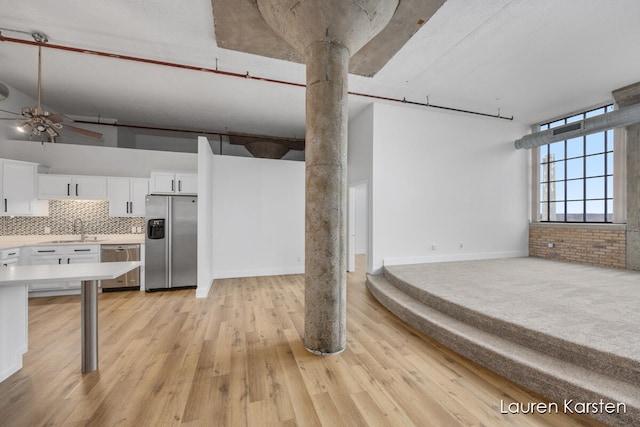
366 257 640 427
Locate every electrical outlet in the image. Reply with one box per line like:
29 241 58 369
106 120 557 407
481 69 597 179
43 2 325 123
548 243 554 248
131 226 136 233
136 226 142 233
431 244 437 251
44 226 51 234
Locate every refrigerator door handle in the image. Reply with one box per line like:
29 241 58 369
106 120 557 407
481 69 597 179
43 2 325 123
166 197 172 288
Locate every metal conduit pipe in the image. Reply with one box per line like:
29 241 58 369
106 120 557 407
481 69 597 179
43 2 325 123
0 33 513 121
514 102 640 149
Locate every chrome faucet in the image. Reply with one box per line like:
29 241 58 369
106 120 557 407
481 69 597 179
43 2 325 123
73 218 86 242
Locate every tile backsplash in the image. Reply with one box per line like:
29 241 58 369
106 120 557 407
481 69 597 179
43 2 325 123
0 200 145 236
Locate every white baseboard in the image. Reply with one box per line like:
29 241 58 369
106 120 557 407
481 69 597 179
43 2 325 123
212 266 305 281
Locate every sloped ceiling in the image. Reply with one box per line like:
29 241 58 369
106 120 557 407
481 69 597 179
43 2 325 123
0 0 639 141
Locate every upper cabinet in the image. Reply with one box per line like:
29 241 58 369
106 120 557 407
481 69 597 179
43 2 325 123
150 171 197 195
38 174 107 200
1 159 38 216
107 177 149 217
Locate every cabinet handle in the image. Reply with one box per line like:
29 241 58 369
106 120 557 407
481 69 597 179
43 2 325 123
8 252 16 256
3 198 6 212
178 180 182 192
171 179 175 191
58 258 62 264
67 258 70 264
129 201 133 213
67 183 71 196
76 184 79 196
74 249 91 252
38 250 56 253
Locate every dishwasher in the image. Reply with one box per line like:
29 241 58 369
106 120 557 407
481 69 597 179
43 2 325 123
100 244 140 292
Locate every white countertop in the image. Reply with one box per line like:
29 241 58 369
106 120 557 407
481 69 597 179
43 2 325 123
0 234 145 250
0 261 141 286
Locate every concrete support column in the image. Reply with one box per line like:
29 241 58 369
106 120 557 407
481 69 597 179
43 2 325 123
303 41 349 354
613 82 640 270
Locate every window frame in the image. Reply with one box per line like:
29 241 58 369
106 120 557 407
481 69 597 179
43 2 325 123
537 105 615 223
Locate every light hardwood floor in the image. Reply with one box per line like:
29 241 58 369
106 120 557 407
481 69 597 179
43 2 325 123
0 256 603 426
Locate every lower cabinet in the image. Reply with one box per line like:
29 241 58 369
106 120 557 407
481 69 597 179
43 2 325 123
28 245 99 296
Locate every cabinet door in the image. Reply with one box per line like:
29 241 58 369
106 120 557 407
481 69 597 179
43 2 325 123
74 176 107 199
28 255 65 291
107 178 131 216
150 172 176 194
2 161 36 215
130 179 149 216
175 173 197 195
38 174 73 199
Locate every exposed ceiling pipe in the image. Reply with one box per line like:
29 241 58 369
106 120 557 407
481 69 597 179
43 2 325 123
0 33 513 121
514 103 640 149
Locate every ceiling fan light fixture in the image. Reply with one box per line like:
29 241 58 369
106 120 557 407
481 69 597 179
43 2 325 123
45 126 58 138
16 122 30 133
35 123 47 133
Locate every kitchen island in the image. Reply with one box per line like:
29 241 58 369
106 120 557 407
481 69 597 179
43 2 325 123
0 261 140 382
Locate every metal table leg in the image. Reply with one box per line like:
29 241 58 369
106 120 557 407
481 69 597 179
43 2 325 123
81 280 98 373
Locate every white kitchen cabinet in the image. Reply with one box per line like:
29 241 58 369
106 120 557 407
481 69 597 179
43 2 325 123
107 177 149 217
27 245 100 296
1 248 20 267
38 174 107 200
150 171 197 195
1 159 38 216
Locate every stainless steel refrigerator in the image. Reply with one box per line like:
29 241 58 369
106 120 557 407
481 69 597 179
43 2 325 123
145 195 197 291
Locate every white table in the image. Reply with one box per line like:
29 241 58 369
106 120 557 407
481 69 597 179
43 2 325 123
0 261 141 377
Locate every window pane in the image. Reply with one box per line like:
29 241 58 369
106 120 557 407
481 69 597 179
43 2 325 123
586 200 605 222
549 119 564 129
539 202 548 221
549 141 564 161
550 201 564 221
566 158 583 179
540 124 549 131
540 183 547 201
567 113 583 123
586 154 605 177
607 176 613 198
566 137 583 158
607 200 613 222
606 129 614 151
549 161 564 181
566 179 583 200
540 144 549 158
586 107 606 118
550 181 565 201
566 201 584 222
586 177 605 199
586 132 604 155
607 152 614 174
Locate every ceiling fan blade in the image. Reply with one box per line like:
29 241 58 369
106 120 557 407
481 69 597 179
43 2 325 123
0 117 20 121
0 108 21 116
63 124 103 140
48 113 72 123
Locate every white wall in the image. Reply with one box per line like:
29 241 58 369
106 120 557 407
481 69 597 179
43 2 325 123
0 83 37 141
196 136 215 298
0 139 196 177
211 155 305 278
354 103 529 273
348 105 375 271
354 184 368 254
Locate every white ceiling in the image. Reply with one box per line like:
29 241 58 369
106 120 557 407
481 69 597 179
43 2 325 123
0 0 639 140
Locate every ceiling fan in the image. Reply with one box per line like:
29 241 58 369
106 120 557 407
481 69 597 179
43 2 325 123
0 32 102 142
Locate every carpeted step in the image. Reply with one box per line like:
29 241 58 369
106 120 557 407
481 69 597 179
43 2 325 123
382 265 640 387
366 273 640 427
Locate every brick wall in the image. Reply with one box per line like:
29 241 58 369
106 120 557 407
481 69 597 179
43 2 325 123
529 223 626 269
